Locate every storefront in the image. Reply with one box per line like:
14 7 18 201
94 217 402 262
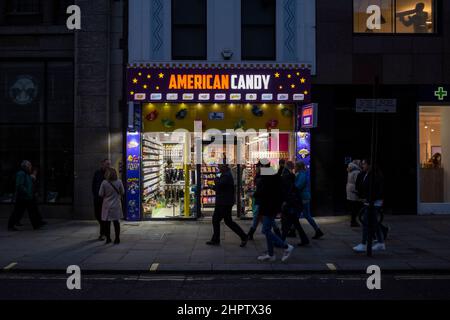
125 64 312 221
417 85 450 214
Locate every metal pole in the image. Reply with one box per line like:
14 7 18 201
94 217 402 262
367 76 380 257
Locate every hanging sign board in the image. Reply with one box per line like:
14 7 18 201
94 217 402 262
299 103 318 129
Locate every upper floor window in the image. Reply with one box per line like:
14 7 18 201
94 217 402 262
6 0 41 14
353 0 437 34
2 0 73 26
172 0 207 60
241 0 276 60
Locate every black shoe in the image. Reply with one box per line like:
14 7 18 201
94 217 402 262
298 241 310 246
8 227 19 232
98 236 105 241
105 238 112 244
247 227 256 240
114 238 120 245
240 237 248 248
312 229 324 240
206 240 220 246
14 223 24 227
33 225 43 230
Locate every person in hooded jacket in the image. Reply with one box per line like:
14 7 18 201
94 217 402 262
346 160 363 227
280 161 310 246
254 162 294 262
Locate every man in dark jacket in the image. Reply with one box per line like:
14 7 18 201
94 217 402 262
7 160 42 231
92 158 111 240
280 161 309 246
353 158 388 252
207 164 248 247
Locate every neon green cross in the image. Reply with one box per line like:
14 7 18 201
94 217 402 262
435 87 448 101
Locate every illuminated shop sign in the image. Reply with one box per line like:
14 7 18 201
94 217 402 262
299 103 318 129
127 66 311 103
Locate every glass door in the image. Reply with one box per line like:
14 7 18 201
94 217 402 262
418 105 450 214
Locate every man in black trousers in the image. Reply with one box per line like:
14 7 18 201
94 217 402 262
207 163 248 247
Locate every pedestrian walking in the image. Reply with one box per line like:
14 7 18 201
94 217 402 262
247 162 282 240
280 161 310 246
295 161 324 239
353 159 387 252
346 160 362 227
7 161 42 231
255 163 294 262
99 168 124 244
206 163 248 247
92 159 111 240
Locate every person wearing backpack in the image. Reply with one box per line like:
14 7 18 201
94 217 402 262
295 161 324 240
99 168 124 244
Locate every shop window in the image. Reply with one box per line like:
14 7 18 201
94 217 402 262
353 0 437 34
241 0 276 60
171 0 207 60
419 106 450 204
0 61 74 205
0 62 44 124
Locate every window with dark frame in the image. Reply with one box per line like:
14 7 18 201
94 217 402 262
353 0 437 34
0 61 74 205
6 0 41 14
172 0 207 60
241 0 276 61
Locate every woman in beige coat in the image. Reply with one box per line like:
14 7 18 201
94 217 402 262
99 168 124 244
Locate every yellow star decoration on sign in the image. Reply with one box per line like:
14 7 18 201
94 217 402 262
132 78 138 84
156 86 160 90
287 74 292 78
291 84 296 88
143 85 148 89
275 72 280 78
296 72 300 76
304 90 308 95
130 91 134 95
300 78 306 83
159 73 164 78
279 85 283 89
138 72 142 76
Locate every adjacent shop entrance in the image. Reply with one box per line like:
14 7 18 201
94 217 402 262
418 105 450 214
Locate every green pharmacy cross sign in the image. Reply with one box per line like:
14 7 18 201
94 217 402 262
434 87 448 101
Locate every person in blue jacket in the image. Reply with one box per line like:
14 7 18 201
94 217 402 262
295 161 324 240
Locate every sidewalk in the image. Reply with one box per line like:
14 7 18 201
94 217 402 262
1 215 450 273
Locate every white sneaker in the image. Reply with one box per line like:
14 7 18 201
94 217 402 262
353 243 367 253
257 254 276 262
281 244 294 262
372 242 386 251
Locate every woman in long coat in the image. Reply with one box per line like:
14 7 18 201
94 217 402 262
99 168 124 244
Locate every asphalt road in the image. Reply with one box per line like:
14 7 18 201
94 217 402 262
1 272 450 300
